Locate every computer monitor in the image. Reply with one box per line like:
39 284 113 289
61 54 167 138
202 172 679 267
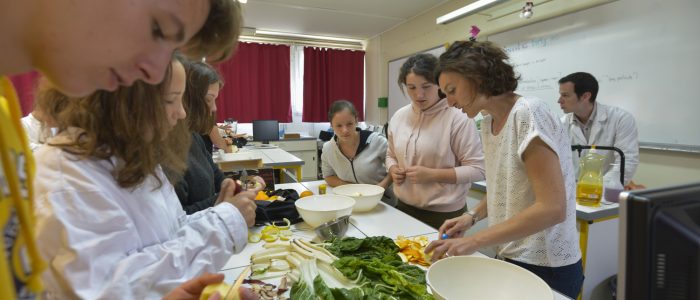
618 183 700 300
252 120 279 144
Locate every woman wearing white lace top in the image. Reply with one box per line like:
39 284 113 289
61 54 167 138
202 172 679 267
425 40 583 299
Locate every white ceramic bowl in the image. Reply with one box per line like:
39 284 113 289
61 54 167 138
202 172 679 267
332 184 384 212
427 256 553 300
294 195 355 228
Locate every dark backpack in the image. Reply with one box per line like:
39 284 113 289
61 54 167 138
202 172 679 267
254 189 303 226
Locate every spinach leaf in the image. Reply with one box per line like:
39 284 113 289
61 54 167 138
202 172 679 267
333 257 433 300
325 236 401 263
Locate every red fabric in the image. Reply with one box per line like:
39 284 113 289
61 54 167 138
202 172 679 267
214 42 291 123
8 71 41 115
302 47 365 122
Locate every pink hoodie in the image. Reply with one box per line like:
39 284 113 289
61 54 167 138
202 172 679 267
386 99 485 212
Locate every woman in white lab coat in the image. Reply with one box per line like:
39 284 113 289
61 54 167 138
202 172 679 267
33 56 258 299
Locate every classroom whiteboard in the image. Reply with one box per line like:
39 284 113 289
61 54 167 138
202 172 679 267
488 0 700 151
387 46 446 119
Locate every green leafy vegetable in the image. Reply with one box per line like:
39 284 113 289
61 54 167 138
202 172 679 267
325 236 401 263
332 256 433 300
291 236 434 300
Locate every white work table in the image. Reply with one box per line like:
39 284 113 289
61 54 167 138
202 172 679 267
219 180 571 300
214 146 305 182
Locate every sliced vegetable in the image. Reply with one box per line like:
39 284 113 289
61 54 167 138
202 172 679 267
279 229 293 241
248 232 262 243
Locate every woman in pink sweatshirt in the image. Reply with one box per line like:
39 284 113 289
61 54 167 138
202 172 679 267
387 53 486 229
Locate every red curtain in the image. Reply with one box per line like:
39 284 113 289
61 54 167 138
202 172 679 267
215 42 291 123
302 47 365 122
9 71 41 115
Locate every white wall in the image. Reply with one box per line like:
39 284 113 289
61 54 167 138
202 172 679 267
364 0 700 188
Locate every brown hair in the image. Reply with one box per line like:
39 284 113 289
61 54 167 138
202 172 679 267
183 61 222 134
33 78 70 127
45 57 191 189
558 72 599 103
398 53 446 99
436 40 519 96
328 100 357 123
183 0 243 63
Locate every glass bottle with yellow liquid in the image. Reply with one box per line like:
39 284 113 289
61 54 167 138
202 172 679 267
576 151 606 206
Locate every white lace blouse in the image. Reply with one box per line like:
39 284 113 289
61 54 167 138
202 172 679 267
481 96 581 267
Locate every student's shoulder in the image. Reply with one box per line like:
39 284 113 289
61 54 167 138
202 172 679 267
601 103 635 120
321 138 336 152
365 131 387 144
392 105 413 118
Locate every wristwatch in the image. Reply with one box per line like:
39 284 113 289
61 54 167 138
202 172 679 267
465 210 478 226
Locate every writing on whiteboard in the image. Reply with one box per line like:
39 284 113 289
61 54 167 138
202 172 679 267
519 74 562 92
503 35 560 53
512 58 547 68
602 72 639 83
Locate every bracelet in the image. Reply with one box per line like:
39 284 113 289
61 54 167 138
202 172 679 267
465 210 478 226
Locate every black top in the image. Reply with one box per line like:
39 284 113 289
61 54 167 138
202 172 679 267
175 133 225 214
332 128 373 157
201 134 214 155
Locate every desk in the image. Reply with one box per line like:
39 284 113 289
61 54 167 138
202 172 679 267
472 181 618 300
219 180 571 300
214 147 304 182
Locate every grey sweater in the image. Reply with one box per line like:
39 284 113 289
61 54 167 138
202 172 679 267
175 133 225 214
321 130 388 184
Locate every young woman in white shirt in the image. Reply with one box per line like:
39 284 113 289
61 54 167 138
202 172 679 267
33 55 258 299
425 40 583 299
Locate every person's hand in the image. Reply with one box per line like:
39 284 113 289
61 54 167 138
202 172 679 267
404 165 433 184
216 179 258 227
224 137 233 145
424 236 480 263
246 176 266 190
438 215 473 239
227 190 258 227
390 166 406 185
162 272 259 300
215 179 237 205
163 273 223 300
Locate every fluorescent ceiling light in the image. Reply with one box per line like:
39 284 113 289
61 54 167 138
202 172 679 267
254 30 363 43
436 0 507 24
238 0 247 3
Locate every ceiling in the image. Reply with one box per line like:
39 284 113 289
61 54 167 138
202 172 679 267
240 0 450 40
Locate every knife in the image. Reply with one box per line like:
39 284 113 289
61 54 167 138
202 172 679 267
240 169 248 191
224 265 250 300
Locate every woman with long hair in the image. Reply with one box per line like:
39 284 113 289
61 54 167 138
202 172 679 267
33 56 258 299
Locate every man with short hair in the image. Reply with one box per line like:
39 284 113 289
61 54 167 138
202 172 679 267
558 72 639 187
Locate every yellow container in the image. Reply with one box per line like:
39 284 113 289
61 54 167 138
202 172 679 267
576 182 603 206
576 151 606 207
319 183 327 195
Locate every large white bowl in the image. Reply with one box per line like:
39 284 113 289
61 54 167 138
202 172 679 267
427 256 553 300
295 195 355 228
332 184 384 212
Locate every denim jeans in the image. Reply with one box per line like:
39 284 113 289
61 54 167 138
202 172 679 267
504 258 584 299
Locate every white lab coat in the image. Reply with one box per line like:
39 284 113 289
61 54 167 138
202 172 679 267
33 134 248 299
561 102 639 185
20 113 51 151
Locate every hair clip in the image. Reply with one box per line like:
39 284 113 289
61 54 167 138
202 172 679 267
469 25 481 42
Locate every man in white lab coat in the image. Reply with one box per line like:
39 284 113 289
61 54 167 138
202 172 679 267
558 72 639 187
